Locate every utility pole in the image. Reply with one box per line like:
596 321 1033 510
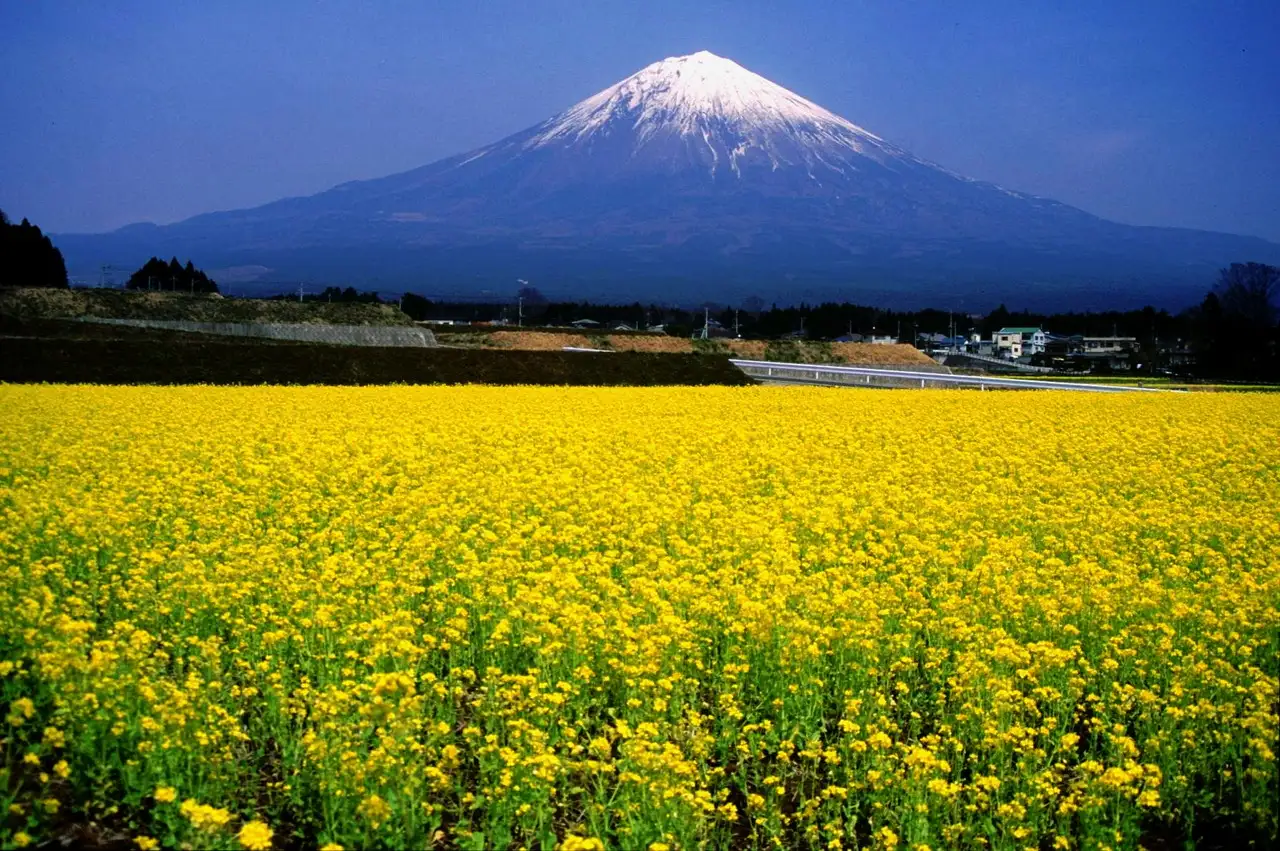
701 307 709 340
734 310 740 338
298 282 305 303
515 279 528 328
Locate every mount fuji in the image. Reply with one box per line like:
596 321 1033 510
57 51 1280 308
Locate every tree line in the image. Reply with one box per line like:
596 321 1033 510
383 263 1279 380
0 210 68 288
125 257 219 294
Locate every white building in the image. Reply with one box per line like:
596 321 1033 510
995 327 1048 358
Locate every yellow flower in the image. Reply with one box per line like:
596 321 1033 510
238 819 274 850
180 798 232 831
53 760 70 779
319 844 345 851
135 838 160 851
561 837 605 851
154 786 177 804
13 832 32 848
9 697 35 725
357 794 391 828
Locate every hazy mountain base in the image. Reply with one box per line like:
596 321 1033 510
55 229 1275 312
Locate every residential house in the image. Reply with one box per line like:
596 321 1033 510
1160 340 1196 368
966 333 995 356
1045 334 1084 357
1082 336 1138 354
995 327 1049 359
917 332 949 349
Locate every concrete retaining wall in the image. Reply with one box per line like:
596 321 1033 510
76 317 438 348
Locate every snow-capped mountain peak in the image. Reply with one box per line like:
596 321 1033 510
526 50 901 170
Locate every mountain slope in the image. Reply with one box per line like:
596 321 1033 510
57 51 1280 308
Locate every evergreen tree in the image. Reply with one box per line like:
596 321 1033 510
125 256 219 293
0 210 69 288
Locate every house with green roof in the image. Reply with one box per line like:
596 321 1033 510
994 327 1048 359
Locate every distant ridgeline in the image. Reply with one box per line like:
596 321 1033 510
126 257 219 294
0 210 68 289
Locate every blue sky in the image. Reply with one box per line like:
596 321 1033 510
2 0 1278 241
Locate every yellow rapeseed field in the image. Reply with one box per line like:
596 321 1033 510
1 386 1277 850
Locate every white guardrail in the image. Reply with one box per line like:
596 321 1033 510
730 359 1171 393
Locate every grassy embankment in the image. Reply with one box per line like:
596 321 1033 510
0 287 411 325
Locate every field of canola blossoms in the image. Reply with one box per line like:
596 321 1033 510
1 385 1277 851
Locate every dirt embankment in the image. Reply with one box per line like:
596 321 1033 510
446 328 933 365
0 288 414 326
831 343 935 365
487 331 607 350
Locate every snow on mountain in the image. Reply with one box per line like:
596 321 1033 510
509 50 930 187
528 51 901 167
